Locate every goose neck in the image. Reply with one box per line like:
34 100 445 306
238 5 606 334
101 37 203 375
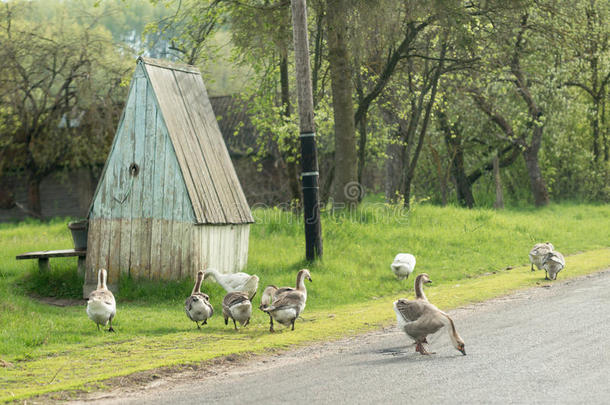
98 270 107 290
443 313 461 346
193 273 204 294
414 277 427 301
296 271 306 291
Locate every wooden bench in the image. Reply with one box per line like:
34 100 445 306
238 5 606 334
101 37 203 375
16 249 86 277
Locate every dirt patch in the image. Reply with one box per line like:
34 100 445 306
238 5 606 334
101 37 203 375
29 294 86 307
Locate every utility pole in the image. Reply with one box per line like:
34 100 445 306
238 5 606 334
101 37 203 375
290 0 323 260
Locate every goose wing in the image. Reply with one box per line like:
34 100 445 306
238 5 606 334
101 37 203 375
269 290 304 310
223 291 250 309
545 251 565 267
185 292 212 317
395 299 427 322
404 311 446 338
395 299 445 339
222 272 252 291
393 253 416 265
88 289 115 306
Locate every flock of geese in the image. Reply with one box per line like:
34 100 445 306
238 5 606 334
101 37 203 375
86 242 565 357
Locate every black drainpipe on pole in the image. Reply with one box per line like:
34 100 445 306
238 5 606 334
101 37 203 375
291 0 323 260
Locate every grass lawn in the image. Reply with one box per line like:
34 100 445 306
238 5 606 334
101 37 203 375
0 202 609 401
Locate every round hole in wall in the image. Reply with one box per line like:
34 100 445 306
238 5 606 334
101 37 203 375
129 163 139 177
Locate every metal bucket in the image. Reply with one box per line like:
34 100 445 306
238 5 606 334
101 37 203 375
68 220 88 251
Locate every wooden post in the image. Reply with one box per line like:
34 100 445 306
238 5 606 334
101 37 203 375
291 0 323 260
38 258 49 273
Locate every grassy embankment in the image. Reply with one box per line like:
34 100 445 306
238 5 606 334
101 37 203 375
0 203 609 401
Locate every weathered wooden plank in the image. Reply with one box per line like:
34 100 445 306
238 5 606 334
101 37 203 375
118 91 136 274
108 217 121 279
183 194 194 278
160 133 176 280
149 109 166 280
98 219 112 283
140 83 158 278
16 249 86 259
240 224 250 270
85 217 100 286
129 72 147 278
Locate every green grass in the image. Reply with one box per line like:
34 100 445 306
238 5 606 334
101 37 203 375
0 203 609 401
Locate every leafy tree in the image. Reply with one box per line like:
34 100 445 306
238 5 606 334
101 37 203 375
0 1 131 216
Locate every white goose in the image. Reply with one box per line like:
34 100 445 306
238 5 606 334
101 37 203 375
542 251 565 280
261 269 312 332
393 273 466 355
86 269 116 332
185 271 214 329
203 268 259 299
222 291 253 330
529 242 554 271
391 253 416 280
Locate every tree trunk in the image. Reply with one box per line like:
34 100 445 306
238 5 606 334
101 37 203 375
523 146 549 207
493 154 504 210
438 108 475 208
429 145 447 206
27 175 42 217
592 100 600 162
451 146 474 208
357 114 367 190
385 139 403 203
402 40 446 209
326 0 358 206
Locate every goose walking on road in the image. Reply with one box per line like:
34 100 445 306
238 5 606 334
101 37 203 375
393 273 466 355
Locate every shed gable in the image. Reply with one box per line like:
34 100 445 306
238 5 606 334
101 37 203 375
141 58 254 225
90 64 195 223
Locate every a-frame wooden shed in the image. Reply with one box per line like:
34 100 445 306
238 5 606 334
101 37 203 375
84 57 253 296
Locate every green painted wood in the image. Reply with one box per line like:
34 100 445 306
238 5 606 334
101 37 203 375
91 65 193 223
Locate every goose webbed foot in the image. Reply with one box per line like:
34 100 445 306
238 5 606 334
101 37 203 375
108 326 115 333
415 342 434 355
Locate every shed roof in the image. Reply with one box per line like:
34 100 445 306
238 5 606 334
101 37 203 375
139 57 253 224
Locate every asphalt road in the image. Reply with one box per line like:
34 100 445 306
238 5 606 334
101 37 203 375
81 270 610 405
